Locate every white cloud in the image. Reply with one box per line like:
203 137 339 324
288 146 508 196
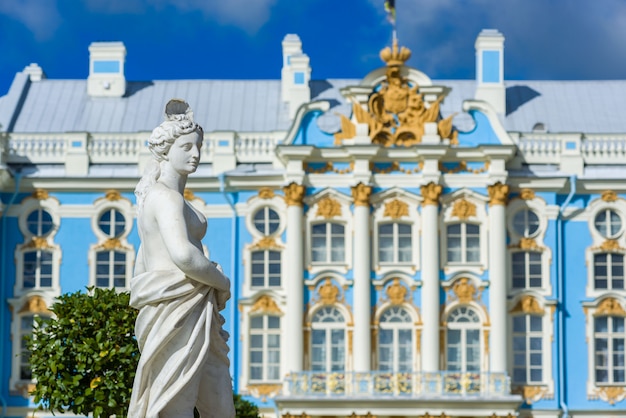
0 0 62 40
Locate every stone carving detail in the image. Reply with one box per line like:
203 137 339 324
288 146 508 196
258 187 276 199
351 183 372 207
105 190 123 201
519 188 536 200
316 197 342 218
509 237 543 251
510 295 544 315
250 237 283 250
512 385 551 404
451 278 476 303
386 278 407 305
250 295 282 314
488 182 510 206
451 199 476 219
18 295 51 314
334 39 457 147
21 237 52 250
304 162 354 174
601 190 618 202
421 183 442 206
31 189 49 200
594 297 626 316
96 238 129 250
283 183 305 207
593 386 626 405
384 199 409 219
595 239 623 252
318 278 340 305
247 383 282 401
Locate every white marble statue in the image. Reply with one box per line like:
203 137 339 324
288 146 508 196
129 99 235 418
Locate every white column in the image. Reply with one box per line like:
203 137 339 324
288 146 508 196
283 183 305 374
488 182 509 372
420 183 442 372
352 183 372 372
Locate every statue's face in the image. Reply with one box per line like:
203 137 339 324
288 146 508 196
167 130 202 175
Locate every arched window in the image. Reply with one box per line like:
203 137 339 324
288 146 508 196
446 223 480 263
378 223 412 264
95 250 127 288
249 315 281 382
22 250 54 290
593 253 625 291
378 306 413 372
250 250 281 288
594 315 625 384
446 306 481 372
311 306 346 372
512 314 544 384
311 223 345 263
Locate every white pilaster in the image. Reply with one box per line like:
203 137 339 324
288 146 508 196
420 183 443 372
488 182 509 372
283 183 305 374
352 183 372 372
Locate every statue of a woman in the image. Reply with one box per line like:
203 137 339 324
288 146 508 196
129 99 235 418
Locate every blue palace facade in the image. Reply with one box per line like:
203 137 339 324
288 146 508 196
1 30 626 417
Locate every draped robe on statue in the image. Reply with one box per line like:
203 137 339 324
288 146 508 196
128 269 233 418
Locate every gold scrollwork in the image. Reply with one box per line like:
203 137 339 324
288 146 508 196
250 295 282 315
304 162 354 174
519 188 536 200
439 161 489 174
247 383 282 401
451 278 476 303
318 278 340 305
594 297 626 317
258 187 275 199
21 237 52 250
601 190 618 202
351 183 372 207
18 295 51 315
510 295 544 315
594 386 626 405
509 237 543 251
421 183 442 206
513 385 550 404
250 237 283 251
383 199 409 219
183 189 196 201
371 161 422 174
386 278 407 305
595 239 624 252
451 199 477 219
95 238 128 251
31 189 49 200
316 197 342 218
283 183 305 207
488 182 510 206
104 190 123 201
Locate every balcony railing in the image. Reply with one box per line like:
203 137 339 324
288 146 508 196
284 371 512 398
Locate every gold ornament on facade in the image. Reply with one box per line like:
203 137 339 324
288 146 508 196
15 383 36 398
31 189 50 200
250 295 282 315
21 236 52 250
594 297 626 317
283 183 305 207
594 386 626 405
282 414 310 418
334 39 457 147
250 237 283 251
421 183 442 206
519 188 536 200
247 383 282 401
257 187 275 199
371 160 422 174
439 161 489 174
318 278 340 305
104 190 123 201
316 197 342 218
384 199 409 219
596 239 623 252
510 295 544 315
183 189 196 201
304 162 354 174
96 238 128 251
513 385 549 404
488 182 510 206
351 183 372 207
18 295 51 315
386 278 407 305
601 190 618 202
509 237 542 251
452 278 476 303
349 413 377 418
451 199 477 219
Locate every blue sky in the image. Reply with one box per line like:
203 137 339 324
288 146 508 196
1 0 626 95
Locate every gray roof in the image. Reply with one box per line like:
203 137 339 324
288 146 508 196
2 72 626 135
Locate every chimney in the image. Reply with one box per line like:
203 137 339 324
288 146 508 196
281 34 311 118
87 42 126 97
474 29 505 115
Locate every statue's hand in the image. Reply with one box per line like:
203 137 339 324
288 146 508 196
216 286 231 311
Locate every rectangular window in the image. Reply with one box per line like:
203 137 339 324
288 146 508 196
311 223 345 264
249 315 281 382
481 50 500 83
251 250 281 288
378 223 412 264
93 60 120 73
447 223 480 264
294 72 305 85
512 252 543 289
512 315 544 384
95 250 127 288
22 250 53 289
594 316 625 384
594 253 625 290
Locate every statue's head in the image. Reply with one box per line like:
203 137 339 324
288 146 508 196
148 99 204 162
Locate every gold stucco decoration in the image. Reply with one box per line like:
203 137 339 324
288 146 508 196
282 414 310 418
451 199 477 219
31 189 49 200
601 190 618 202
371 160 422 174
247 384 282 401
452 278 476 303
258 187 275 199
304 162 354 174
283 183 305 207
386 278 407 305
594 297 626 317
596 239 623 252
519 188 536 200
18 295 51 315
350 413 377 418
21 237 52 250
318 278 340 305
488 182 510 206
96 238 128 251
183 189 196 201
439 161 489 174
250 237 283 251
334 39 457 147
421 183 443 206
250 295 282 314
509 237 543 251
513 385 550 404
351 183 372 207
316 197 342 218
384 199 409 219
595 386 626 405
510 295 544 315
104 190 123 201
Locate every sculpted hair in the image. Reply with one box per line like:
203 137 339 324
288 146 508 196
134 99 203 213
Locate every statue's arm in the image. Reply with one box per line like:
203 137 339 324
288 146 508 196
150 189 230 291
134 245 146 276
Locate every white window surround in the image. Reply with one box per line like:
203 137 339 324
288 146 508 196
309 306 348 372
248 314 282 383
507 197 553 296
370 189 421 275
506 292 555 399
373 297 420 372
244 195 286 241
7 292 54 396
304 189 353 274
305 299 354 372
444 305 485 373
243 244 285 297
440 190 488 274
91 197 134 242
583 295 626 404
18 197 61 242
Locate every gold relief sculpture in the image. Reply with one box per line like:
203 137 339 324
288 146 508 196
316 197 342 218
334 39 457 147
517 237 542 251
96 238 128 251
416 328 422 354
250 237 283 251
31 189 50 200
488 182 510 206
371 160 422 174
421 183 443 206
18 295 51 315
519 188 536 200
318 278 340 305
386 278 407 305
510 295 544 315
451 199 477 220
595 386 626 405
304 162 354 174
348 329 353 354
105 190 123 201
594 297 626 317
351 183 372 207
452 278 476 303
596 239 623 251
484 329 490 354
247 383 282 401
601 190 618 202
513 385 549 404
283 183 305 207
257 187 275 199
250 295 282 315
439 161 489 174
21 237 52 250
384 199 409 219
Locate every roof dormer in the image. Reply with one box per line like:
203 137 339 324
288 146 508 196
87 42 126 98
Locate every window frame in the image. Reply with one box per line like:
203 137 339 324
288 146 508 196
249 249 282 289
248 314 282 383
444 305 483 373
445 222 481 265
377 306 415 372
251 206 281 236
511 313 545 385
310 221 347 265
309 306 348 373
376 222 414 265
